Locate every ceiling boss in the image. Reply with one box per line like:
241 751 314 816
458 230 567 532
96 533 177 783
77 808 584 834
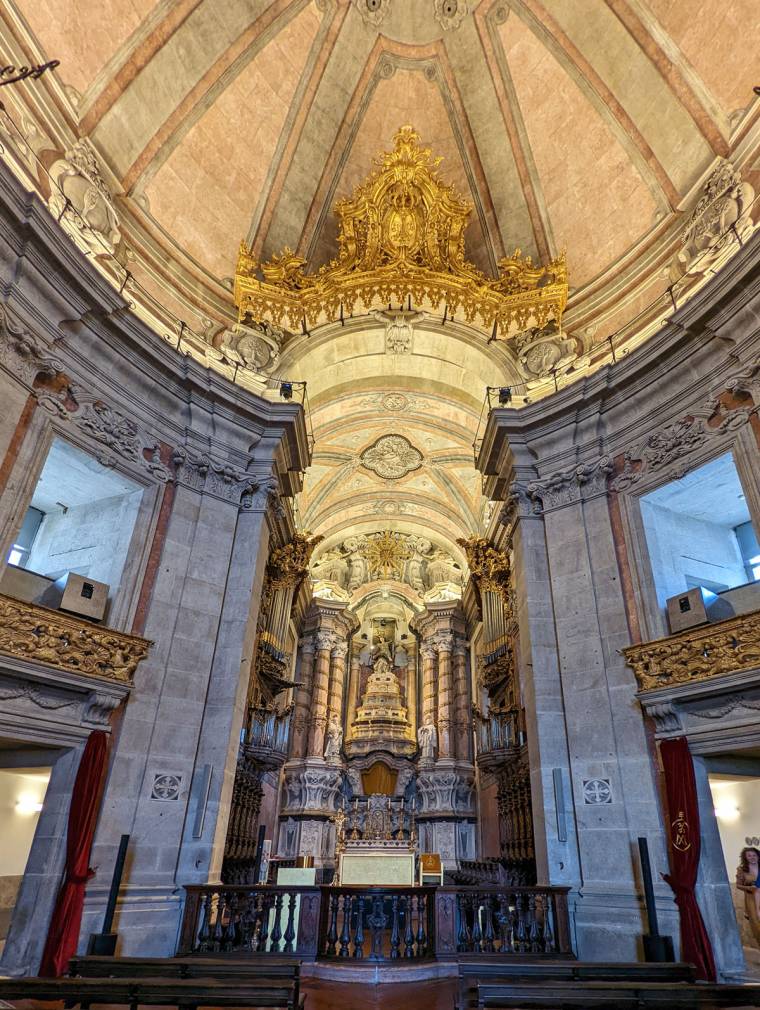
234 125 568 342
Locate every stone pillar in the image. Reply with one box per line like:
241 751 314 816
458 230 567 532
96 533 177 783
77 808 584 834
345 649 361 736
452 641 471 762
420 641 437 729
327 640 349 723
307 631 335 758
436 632 454 759
290 636 315 760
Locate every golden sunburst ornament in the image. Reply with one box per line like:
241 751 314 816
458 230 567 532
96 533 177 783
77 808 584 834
365 530 411 579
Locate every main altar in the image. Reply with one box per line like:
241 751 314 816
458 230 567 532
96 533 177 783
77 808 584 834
333 795 417 886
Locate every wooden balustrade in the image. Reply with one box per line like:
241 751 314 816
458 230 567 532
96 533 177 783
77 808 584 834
178 883 571 961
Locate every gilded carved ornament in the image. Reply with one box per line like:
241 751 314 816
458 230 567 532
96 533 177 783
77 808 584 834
267 532 324 590
235 126 567 340
0 594 150 683
456 536 512 600
623 608 760 692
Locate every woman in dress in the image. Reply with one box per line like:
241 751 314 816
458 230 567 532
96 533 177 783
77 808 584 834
736 846 760 945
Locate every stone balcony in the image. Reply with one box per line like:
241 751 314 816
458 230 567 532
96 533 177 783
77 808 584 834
624 608 760 744
0 593 150 684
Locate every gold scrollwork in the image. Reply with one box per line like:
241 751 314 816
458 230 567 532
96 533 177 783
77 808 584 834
0 593 150 683
235 126 567 339
267 532 324 590
624 608 760 692
457 536 512 600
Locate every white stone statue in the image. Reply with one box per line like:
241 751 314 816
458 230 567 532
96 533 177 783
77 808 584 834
417 719 437 762
324 713 343 762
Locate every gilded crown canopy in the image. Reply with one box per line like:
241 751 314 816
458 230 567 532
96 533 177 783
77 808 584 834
235 126 567 340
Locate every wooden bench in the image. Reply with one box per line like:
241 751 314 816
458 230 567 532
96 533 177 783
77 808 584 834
456 959 695 1009
67 955 302 1009
0 975 298 1010
475 979 760 1009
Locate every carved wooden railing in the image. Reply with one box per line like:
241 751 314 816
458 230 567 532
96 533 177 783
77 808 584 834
178 885 322 958
0 593 150 683
319 886 433 961
178 883 572 961
623 607 760 692
438 886 571 957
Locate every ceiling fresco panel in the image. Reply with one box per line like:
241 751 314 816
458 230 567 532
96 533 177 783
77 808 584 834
500 13 659 287
644 0 760 123
532 0 713 194
144 3 320 278
12 0 159 97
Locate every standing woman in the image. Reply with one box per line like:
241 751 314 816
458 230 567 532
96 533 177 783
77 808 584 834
736 846 760 945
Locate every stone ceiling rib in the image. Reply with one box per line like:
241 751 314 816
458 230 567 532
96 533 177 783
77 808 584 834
254 3 379 260
509 0 680 211
78 0 203 134
122 0 308 195
471 4 554 262
248 0 350 256
602 0 729 157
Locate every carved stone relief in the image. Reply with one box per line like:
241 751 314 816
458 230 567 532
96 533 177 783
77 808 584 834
211 320 283 374
515 321 588 387
310 532 462 596
48 140 121 255
674 160 755 278
352 0 391 27
370 308 424 354
360 434 423 479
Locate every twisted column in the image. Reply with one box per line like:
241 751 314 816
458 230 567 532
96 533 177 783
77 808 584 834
452 640 471 761
307 631 336 757
435 632 454 759
290 636 315 760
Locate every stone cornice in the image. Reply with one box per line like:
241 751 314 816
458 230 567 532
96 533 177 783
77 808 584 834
0 162 310 485
478 230 760 504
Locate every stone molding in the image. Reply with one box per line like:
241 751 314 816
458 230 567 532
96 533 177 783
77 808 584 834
416 762 476 817
281 761 343 814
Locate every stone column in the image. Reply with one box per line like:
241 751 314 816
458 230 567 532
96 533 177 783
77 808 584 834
420 641 437 729
345 649 361 737
435 632 454 759
290 636 315 760
327 640 349 723
452 641 471 762
307 631 335 758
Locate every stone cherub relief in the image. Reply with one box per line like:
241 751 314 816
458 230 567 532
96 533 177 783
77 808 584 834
310 533 463 599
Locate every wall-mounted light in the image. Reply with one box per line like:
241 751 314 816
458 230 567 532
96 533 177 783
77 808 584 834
279 382 293 400
16 793 43 815
498 387 512 405
714 799 740 822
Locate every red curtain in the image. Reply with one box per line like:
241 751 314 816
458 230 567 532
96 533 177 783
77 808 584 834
660 736 716 981
39 730 109 977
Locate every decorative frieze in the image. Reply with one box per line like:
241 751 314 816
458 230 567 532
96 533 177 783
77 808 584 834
527 457 613 511
416 765 475 817
0 594 150 683
624 607 760 692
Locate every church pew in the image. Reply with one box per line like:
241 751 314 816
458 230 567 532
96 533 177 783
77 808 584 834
67 955 302 1009
0 975 299 1010
455 959 696 1009
475 979 760 1009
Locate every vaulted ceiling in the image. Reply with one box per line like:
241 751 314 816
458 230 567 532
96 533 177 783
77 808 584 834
3 0 759 349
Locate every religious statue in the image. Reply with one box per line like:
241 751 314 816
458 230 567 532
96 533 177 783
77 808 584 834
372 627 395 664
324 712 343 762
417 719 437 763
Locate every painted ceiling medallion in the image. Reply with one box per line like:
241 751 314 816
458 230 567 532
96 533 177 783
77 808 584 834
360 433 423 479
353 0 391 28
235 126 567 341
433 0 469 31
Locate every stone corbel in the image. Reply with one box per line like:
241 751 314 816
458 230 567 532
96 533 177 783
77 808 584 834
642 700 683 734
83 689 124 726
